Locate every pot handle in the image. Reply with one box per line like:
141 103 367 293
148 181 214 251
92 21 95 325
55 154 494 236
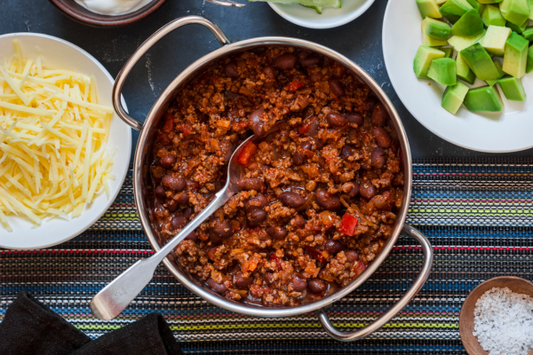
315 224 433 342
112 16 230 131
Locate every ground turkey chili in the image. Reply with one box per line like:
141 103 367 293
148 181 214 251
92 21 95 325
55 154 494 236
147 46 404 307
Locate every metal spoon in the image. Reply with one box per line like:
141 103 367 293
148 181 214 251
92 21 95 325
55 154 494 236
90 134 256 320
205 0 246 7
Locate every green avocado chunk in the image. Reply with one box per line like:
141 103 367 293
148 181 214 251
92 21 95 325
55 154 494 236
506 19 528 33
456 52 477 83
452 9 485 37
482 4 507 26
486 61 505 85
414 46 446 78
500 0 531 26
448 30 487 51
482 25 512 55
416 0 442 18
464 86 504 111
440 0 474 23
498 76 527 100
442 81 470 114
522 27 533 41
461 43 502 80
422 17 452 40
427 58 458 85
442 47 454 58
478 0 503 3
527 45 533 72
503 32 529 78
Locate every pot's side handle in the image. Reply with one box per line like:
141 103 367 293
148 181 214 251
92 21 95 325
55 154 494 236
112 15 230 131
316 224 433 342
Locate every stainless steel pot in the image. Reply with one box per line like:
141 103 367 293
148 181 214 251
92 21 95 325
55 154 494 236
112 15 433 342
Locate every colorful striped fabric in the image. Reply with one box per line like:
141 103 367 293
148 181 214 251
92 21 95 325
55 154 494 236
1 158 532 354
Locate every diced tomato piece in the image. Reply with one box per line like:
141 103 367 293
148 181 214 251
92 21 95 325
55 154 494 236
298 121 310 135
179 123 193 136
287 80 304 92
339 214 358 236
237 141 257 166
269 253 283 270
354 260 366 276
305 246 327 264
161 113 174 133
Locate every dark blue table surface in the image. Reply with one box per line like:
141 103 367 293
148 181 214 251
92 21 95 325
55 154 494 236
3 0 532 159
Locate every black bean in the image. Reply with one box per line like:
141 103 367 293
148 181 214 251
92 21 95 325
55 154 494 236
245 194 269 210
210 219 232 244
342 182 360 197
237 178 264 192
371 147 386 169
329 79 345 97
293 151 306 166
262 66 277 89
234 272 253 289
279 192 306 208
208 278 227 294
171 215 187 229
267 226 288 239
360 182 376 199
248 109 267 138
326 112 346 127
162 174 186 192
185 231 198 242
300 141 313 150
307 117 319 137
183 207 194 218
297 50 310 61
301 54 321 68
273 53 297 71
371 104 388 126
166 200 179 213
292 274 307 292
225 62 239 78
346 249 360 262
341 145 356 159
155 185 166 198
372 126 392 148
248 208 267 226
308 278 327 294
315 189 341 211
265 272 277 286
186 179 199 191
172 191 189 206
345 112 364 125
324 240 343 255
292 214 306 228
160 154 176 168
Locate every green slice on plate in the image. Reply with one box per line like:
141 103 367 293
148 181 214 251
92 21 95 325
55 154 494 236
250 0 341 14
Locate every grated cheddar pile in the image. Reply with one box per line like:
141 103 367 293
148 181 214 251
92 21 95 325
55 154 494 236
0 40 116 232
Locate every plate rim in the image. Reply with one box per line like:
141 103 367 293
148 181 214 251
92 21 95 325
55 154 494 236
382 2 533 153
267 0 375 29
0 32 132 250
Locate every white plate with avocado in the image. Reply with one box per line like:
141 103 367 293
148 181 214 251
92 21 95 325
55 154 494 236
383 0 533 153
267 0 375 29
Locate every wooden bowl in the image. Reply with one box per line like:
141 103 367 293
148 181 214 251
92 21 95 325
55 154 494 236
48 0 166 28
459 276 533 355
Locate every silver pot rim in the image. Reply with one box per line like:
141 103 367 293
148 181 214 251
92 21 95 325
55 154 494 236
112 17 430 335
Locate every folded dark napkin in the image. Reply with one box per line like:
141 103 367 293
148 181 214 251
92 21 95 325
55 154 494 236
0 292 183 355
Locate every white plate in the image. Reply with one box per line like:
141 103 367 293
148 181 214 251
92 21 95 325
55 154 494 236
268 0 375 29
0 33 131 250
383 1 533 153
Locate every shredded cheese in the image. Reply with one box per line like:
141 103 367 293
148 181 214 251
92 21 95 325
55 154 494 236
0 40 115 232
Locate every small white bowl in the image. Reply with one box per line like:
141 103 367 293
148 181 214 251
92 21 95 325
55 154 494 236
268 0 375 29
0 33 131 250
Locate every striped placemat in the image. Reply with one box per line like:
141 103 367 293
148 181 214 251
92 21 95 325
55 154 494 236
1 158 532 354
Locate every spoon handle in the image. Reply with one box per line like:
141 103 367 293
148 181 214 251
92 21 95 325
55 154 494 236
90 186 235 321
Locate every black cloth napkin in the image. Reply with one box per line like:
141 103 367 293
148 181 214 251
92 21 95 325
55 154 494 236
0 292 183 355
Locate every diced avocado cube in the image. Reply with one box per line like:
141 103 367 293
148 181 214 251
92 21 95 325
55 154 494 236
422 17 452 40
452 9 485 37
465 0 483 13
448 30 487 51
482 25 512 55
461 43 502 80
440 0 474 23
528 0 533 19
456 52 477 83
464 86 504 111
503 32 529 77
479 0 503 4
414 46 446 78
486 79 499 85
494 60 506 77
482 4 507 26
522 27 533 40
442 81 470 114
423 31 449 46
416 0 442 18
527 45 533 72
441 47 455 58
506 19 528 32
436 0 447 4
497 76 527 100
428 58 458 85
500 0 530 26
